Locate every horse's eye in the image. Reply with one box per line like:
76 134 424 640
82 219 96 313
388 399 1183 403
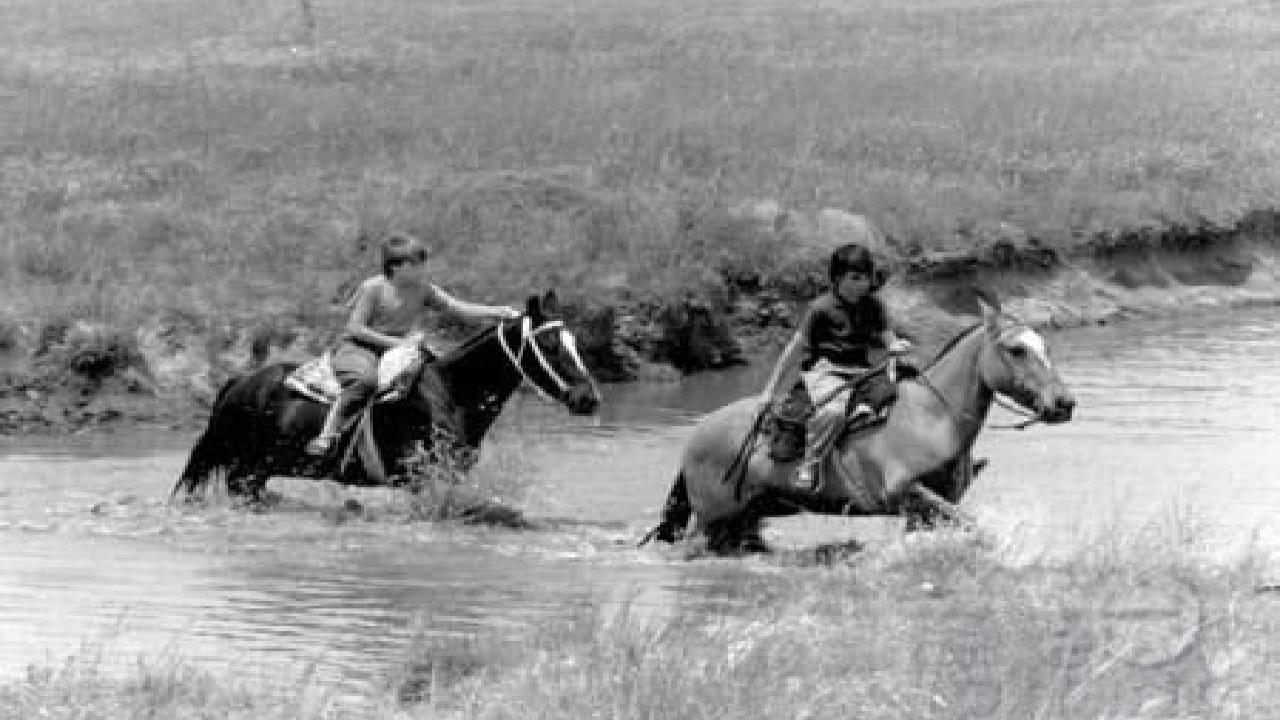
1007 345 1027 359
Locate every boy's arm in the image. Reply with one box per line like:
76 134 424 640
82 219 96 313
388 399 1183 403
431 285 521 324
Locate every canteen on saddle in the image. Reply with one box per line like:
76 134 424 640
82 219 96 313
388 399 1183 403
284 344 426 405
763 392 813 463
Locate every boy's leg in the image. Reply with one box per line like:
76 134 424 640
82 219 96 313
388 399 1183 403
308 343 379 455
796 390 849 489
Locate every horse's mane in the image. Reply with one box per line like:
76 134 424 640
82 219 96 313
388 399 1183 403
436 323 501 367
920 322 983 371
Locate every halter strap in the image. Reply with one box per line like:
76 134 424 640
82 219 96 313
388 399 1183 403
495 317 582 402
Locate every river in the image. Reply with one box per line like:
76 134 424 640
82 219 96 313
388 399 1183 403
1 306 1277 689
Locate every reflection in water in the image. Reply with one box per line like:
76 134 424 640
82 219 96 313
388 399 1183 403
0 307 1278 682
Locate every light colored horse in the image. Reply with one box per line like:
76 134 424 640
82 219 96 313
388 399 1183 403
643 292 1076 553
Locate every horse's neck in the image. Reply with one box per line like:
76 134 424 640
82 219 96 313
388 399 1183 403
916 327 994 451
433 331 522 417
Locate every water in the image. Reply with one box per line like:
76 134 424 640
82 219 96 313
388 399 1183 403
1 306 1278 686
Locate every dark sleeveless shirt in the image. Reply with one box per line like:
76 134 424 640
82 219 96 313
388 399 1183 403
799 291 888 370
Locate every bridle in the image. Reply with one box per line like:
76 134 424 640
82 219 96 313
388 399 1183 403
495 316 596 403
909 323 1044 433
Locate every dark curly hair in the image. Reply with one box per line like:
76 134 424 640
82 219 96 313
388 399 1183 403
828 243 888 290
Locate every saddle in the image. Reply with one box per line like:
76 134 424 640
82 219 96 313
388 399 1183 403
283 345 425 405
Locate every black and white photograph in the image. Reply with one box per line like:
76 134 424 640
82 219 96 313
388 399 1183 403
1 0 1278 717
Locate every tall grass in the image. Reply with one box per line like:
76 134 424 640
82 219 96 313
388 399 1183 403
6 521 1280 718
2 0 1278 328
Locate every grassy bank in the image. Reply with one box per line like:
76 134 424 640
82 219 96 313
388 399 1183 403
6 526 1280 719
3 0 1279 332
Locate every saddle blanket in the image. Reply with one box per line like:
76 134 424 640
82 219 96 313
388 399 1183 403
284 345 424 405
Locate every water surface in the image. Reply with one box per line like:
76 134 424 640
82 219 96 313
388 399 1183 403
1 306 1277 686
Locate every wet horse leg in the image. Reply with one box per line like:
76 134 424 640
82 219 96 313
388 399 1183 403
225 465 272 506
703 513 770 555
701 487 823 555
903 454 986 531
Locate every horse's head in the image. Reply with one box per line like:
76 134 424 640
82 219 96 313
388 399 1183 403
975 292 1076 423
498 290 602 415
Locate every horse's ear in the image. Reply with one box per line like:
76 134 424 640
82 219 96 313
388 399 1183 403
540 289 559 316
974 289 1002 331
525 290 559 323
973 287 1001 313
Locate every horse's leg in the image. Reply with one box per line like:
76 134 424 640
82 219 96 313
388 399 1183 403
243 474 272 506
700 509 772 555
689 487 814 555
702 516 744 555
903 453 987 532
737 513 771 554
225 468 253 499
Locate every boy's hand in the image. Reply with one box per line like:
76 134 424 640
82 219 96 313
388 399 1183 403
759 393 787 416
888 338 913 355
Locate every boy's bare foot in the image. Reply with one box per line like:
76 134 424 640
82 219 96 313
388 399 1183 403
306 433 338 456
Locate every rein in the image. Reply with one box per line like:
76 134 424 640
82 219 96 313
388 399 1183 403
911 374 1041 431
990 395 1042 430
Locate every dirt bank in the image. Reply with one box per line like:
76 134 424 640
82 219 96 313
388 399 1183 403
1 211 1276 437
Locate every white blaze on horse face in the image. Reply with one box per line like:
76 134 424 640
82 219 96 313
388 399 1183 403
558 328 602 399
1014 328 1052 370
558 329 590 378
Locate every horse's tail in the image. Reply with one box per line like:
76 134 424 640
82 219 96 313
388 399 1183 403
638 471 692 546
170 377 239 501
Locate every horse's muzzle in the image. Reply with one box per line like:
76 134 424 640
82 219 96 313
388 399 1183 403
1039 393 1076 423
565 384 601 415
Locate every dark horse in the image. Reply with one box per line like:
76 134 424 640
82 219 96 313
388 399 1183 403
171 291 600 502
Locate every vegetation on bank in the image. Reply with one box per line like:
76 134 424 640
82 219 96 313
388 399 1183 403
3 0 1279 333
5 524 1279 719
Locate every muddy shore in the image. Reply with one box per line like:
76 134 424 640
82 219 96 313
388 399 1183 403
1 210 1276 438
